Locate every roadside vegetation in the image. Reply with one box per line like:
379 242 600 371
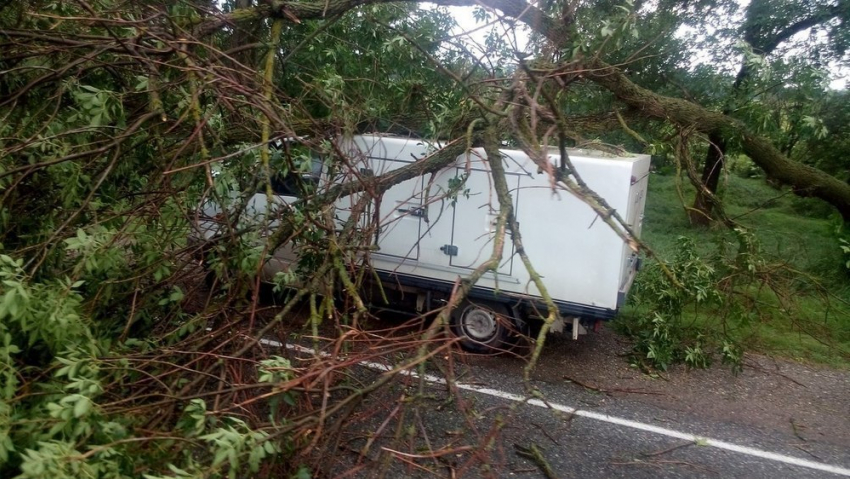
619 164 850 370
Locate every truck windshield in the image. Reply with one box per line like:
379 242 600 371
268 155 323 197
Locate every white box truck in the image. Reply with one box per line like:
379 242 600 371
197 134 650 351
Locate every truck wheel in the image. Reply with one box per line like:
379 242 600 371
450 301 510 353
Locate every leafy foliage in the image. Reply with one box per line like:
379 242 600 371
623 172 850 369
623 230 781 372
0 0 499 475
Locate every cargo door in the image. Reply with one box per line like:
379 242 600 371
373 159 425 261
618 155 651 303
448 168 518 275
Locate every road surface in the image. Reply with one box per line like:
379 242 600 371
264 330 850 478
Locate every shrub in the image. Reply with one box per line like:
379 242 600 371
622 230 775 372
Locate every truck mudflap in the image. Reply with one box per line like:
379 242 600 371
547 316 590 340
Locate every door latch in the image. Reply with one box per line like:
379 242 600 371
440 244 458 256
397 206 426 218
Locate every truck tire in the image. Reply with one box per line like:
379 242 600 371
450 300 510 353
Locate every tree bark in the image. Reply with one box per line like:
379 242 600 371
691 66 747 225
690 132 727 225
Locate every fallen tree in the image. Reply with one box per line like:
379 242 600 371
1 1 846 477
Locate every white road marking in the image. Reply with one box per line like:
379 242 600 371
260 339 850 477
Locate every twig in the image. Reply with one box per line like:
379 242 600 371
744 359 808 388
531 422 561 446
562 375 606 394
562 375 666 397
789 417 807 442
793 443 822 461
641 440 696 457
514 443 559 479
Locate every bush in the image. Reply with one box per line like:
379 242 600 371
621 230 772 372
727 154 761 179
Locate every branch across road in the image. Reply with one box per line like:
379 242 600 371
261 337 850 478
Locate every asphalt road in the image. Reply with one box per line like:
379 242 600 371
270 338 850 478
424 362 850 478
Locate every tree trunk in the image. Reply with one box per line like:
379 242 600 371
691 132 727 225
690 60 751 223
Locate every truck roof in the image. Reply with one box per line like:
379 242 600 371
352 134 646 177
354 133 643 160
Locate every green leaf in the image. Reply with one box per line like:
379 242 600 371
212 447 229 468
73 396 91 418
135 76 149 91
291 465 312 479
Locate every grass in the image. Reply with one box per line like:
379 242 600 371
618 171 850 368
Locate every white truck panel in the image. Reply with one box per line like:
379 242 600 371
340 135 650 318
193 135 651 322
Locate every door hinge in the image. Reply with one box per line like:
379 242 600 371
440 244 458 256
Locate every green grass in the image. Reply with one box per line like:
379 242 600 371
619 172 850 368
